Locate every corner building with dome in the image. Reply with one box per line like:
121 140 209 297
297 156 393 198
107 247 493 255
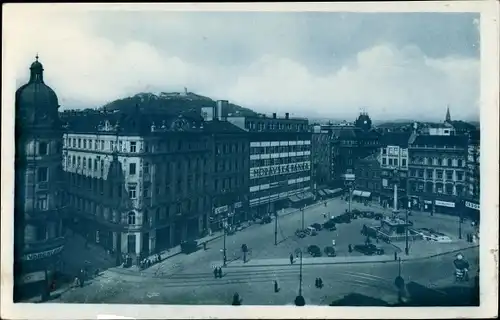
14 56 66 301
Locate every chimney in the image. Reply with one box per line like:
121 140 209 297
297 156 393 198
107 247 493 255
272 113 277 119
216 100 228 121
285 113 289 119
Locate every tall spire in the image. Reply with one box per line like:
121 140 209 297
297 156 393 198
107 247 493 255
445 105 451 122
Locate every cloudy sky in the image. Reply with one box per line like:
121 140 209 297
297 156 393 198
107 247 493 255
7 6 480 121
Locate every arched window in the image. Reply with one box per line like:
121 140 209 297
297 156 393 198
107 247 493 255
128 211 136 225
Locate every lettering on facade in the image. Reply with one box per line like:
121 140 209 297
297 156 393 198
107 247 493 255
234 201 242 209
214 205 228 215
465 201 480 211
250 162 310 179
435 200 455 208
23 246 64 261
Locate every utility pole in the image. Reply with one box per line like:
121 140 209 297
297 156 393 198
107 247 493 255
405 204 409 255
458 196 463 240
274 211 278 246
299 250 303 296
222 215 227 267
348 183 352 214
301 206 305 231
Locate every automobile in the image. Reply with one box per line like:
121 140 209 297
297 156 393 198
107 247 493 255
351 209 361 216
324 246 336 257
374 213 384 220
295 229 306 238
310 223 323 231
180 240 198 254
354 244 384 255
323 219 337 230
260 215 272 224
364 211 375 219
226 227 235 235
334 214 351 224
307 245 322 257
305 226 318 236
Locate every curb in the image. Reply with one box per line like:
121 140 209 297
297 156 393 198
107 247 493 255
224 245 480 269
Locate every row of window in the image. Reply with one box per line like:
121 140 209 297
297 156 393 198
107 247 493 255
409 181 465 196
250 156 309 168
215 142 247 154
381 158 407 167
409 157 465 167
246 121 308 131
409 169 465 181
214 159 246 173
24 222 61 242
250 145 310 154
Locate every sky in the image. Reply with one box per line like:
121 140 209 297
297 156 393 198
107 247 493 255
7 6 480 121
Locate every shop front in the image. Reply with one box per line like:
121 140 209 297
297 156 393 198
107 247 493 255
434 199 457 215
463 200 480 222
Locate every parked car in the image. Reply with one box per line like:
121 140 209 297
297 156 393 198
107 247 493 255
295 229 306 238
308 245 322 257
363 211 375 219
311 223 323 231
260 215 272 224
305 226 318 236
323 219 337 230
180 240 198 254
354 244 384 255
374 213 384 220
324 246 336 257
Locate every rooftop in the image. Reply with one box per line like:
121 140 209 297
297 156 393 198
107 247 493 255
410 134 468 148
380 132 412 148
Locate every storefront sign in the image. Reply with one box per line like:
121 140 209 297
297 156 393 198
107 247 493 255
465 201 480 211
424 200 432 204
435 200 455 208
20 271 46 284
214 205 228 215
234 202 242 209
23 246 64 261
251 162 310 178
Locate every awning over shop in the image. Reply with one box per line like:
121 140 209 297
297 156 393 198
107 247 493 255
361 191 371 198
289 195 300 202
352 190 363 197
302 192 314 199
331 188 343 194
318 190 327 196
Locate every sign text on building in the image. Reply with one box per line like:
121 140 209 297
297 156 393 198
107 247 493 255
435 200 455 208
250 162 310 179
465 201 480 211
23 246 64 261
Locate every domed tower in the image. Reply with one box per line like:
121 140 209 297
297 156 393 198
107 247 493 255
354 112 372 132
14 56 65 301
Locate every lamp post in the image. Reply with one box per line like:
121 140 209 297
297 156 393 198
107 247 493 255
294 248 305 306
405 201 410 255
222 214 227 267
274 211 278 246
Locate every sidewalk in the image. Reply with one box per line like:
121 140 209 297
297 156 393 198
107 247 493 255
219 242 479 269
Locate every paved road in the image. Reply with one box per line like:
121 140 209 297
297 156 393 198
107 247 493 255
53 247 478 305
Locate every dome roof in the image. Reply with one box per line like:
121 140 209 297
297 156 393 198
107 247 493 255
15 55 60 127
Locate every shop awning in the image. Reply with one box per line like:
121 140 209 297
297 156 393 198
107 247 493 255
361 191 371 198
318 190 327 196
331 188 343 194
289 195 300 202
352 190 363 197
302 192 314 199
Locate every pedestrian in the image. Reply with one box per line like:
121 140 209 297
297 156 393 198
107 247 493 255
289 254 294 265
274 280 279 293
218 267 223 278
348 244 352 253
73 276 80 288
394 251 398 261
318 277 323 289
213 267 218 279
94 268 100 278
158 254 162 262
315 278 319 288
203 242 207 250
232 292 241 305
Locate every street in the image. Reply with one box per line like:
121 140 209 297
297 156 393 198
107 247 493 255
53 247 479 305
51 197 478 305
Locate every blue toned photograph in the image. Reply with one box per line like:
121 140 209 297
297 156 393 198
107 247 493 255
10 8 481 307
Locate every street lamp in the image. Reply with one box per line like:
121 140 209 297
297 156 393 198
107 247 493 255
405 201 410 255
294 248 305 306
222 214 228 267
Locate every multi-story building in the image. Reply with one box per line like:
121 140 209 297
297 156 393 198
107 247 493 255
311 125 332 189
464 129 480 221
202 101 250 232
227 113 312 216
353 154 381 203
14 56 66 300
378 132 411 209
62 103 248 260
407 134 468 215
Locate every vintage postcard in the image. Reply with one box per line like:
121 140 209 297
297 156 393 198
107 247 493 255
1 2 499 319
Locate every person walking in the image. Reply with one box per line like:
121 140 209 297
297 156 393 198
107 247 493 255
318 277 323 289
348 244 352 253
289 253 294 265
213 267 218 279
274 280 279 293
232 292 241 305
218 267 223 278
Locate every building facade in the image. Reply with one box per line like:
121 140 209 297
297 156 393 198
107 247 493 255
227 113 312 216
464 129 480 221
378 132 411 209
14 57 66 300
62 104 248 260
311 125 332 189
353 154 381 203
407 134 468 215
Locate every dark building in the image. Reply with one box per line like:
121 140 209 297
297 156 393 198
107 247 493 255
407 134 468 215
464 129 480 221
311 125 332 189
14 56 66 301
353 154 381 203
61 102 249 259
227 113 312 215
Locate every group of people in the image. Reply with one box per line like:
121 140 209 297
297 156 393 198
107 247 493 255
213 266 223 278
139 254 162 270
